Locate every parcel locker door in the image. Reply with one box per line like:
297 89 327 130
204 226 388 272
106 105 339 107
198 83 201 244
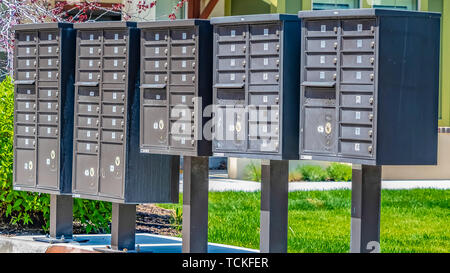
37 138 58 189
143 106 167 146
74 154 98 194
302 107 336 154
15 149 36 186
99 144 124 197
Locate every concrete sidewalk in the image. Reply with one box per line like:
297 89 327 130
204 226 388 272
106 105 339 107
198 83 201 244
0 233 259 253
179 171 450 192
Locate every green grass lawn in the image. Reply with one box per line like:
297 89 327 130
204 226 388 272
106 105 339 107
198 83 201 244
158 189 450 253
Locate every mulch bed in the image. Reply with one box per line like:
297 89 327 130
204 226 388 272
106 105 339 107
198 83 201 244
0 204 181 237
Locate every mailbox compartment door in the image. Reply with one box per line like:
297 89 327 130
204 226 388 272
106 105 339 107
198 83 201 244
15 149 36 186
302 107 336 154
213 106 246 151
74 154 98 194
99 144 124 197
143 106 168 146
37 138 58 189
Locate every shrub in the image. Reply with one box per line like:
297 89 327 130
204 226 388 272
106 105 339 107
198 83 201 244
296 165 328 182
0 76 111 233
288 170 302 182
326 163 352 182
244 161 261 182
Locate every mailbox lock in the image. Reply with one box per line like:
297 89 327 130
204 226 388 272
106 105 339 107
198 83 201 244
192 48 196 55
50 150 56 159
165 62 168 69
164 48 168 55
32 103 36 110
121 121 124 127
369 130 373 137
97 74 101 80
96 120 99 126
369 113 374 121
55 129 58 135
164 76 168 83
192 76 196 82
98 48 102 55
275 97 279 104
325 122 332 135
56 60 59 66
370 74 374 81
242 32 246 38
276 30 280 36
122 74 126 81
192 34 196 40
34 48 37 54
96 106 99 113
371 26 375 33
276 60 280 66
334 42 338 49
123 61 127 67
333 58 337 65
369 97 374 105
368 145 373 154
33 61 37 67
370 57 375 65
242 75 246 81
122 94 125 101
55 91 59 97
275 75 280 81
98 61 101 68
123 48 127 54
192 62 196 68
242 60 246 67
333 74 337 80
191 97 195 104
334 26 338 33
243 46 247 53
371 41 375 48
56 47 59 54
276 44 280 51
95 133 99 139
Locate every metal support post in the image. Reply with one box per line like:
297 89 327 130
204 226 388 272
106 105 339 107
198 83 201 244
260 159 289 253
182 156 209 253
350 164 382 253
111 203 136 251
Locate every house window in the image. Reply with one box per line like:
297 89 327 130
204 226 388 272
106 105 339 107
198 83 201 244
372 0 418 10
312 0 360 10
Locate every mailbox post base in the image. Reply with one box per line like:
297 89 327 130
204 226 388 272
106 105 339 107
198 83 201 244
110 203 137 251
350 164 382 253
182 156 209 253
260 160 289 253
33 194 80 243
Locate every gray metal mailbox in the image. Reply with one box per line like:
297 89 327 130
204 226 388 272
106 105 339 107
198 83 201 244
138 20 212 156
210 14 301 160
13 23 76 194
72 22 179 204
298 9 441 165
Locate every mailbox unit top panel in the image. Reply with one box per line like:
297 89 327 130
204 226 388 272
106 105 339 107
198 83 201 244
298 8 441 19
210 13 300 24
13 22 73 31
138 19 209 28
73 21 136 29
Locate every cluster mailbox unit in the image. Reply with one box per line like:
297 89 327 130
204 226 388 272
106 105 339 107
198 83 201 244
210 14 301 160
298 9 441 253
298 9 440 165
138 20 212 156
72 22 179 204
13 23 76 194
210 14 301 253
